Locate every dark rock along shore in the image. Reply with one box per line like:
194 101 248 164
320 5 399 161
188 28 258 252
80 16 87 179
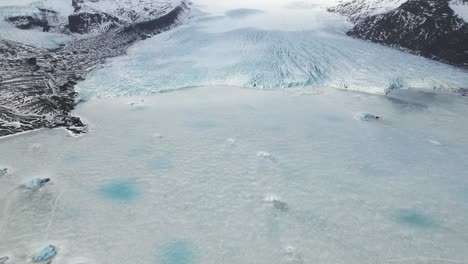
0 0 190 137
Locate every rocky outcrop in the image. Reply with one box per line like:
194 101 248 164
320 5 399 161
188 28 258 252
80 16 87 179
0 1 191 137
68 11 120 33
6 8 59 32
330 0 468 68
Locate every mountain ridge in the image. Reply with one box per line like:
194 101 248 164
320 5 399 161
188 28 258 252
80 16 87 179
329 0 468 68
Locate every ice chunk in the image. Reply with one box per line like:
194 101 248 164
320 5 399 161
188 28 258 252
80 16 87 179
22 178 51 190
31 143 42 151
0 256 8 264
152 133 163 139
226 137 236 144
0 168 7 176
282 246 303 264
429 139 442 146
256 151 272 158
263 194 289 212
33 245 57 263
356 112 380 121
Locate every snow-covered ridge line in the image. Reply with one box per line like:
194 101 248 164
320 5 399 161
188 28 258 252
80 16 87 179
0 0 191 137
329 0 468 69
328 0 408 23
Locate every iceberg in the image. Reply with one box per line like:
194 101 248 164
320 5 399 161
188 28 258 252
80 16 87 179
357 112 380 121
22 178 50 190
33 245 57 263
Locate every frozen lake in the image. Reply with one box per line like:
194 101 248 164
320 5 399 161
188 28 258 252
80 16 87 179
1 0 468 263
1 86 468 263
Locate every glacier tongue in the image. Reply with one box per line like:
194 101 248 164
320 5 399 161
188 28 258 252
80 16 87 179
77 0 468 98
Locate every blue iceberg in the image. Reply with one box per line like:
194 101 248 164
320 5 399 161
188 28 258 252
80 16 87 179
33 245 57 263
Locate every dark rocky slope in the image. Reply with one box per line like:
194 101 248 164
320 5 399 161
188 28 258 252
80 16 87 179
331 0 468 68
0 1 190 137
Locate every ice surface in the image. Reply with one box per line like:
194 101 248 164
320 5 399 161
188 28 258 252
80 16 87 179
77 0 468 98
1 86 468 263
1 0 468 263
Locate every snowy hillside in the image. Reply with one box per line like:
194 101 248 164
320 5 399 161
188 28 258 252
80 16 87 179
328 0 407 23
330 0 468 68
0 0 191 136
451 0 468 22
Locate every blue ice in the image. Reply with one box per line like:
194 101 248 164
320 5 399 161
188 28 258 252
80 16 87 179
98 181 138 201
33 245 57 263
0 168 7 176
0 256 8 264
395 209 436 229
161 241 195 264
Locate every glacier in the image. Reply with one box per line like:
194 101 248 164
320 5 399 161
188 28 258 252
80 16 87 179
77 0 468 98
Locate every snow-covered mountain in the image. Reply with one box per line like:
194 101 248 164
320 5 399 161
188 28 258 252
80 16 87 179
328 0 407 23
0 0 191 136
69 0 185 34
329 0 468 68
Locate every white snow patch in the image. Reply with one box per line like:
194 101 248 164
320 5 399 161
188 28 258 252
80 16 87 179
451 0 468 22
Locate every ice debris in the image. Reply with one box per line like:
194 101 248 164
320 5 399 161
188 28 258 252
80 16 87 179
31 143 42 151
0 256 9 264
256 151 272 158
152 133 163 139
226 138 236 144
282 246 303 264
0 168 8 176
357 112 380 121
33 245 57 263
264 194 289 212
22 178 51 190
429 140 442 146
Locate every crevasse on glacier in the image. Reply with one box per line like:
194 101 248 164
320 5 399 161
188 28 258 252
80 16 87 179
77 1 468 98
